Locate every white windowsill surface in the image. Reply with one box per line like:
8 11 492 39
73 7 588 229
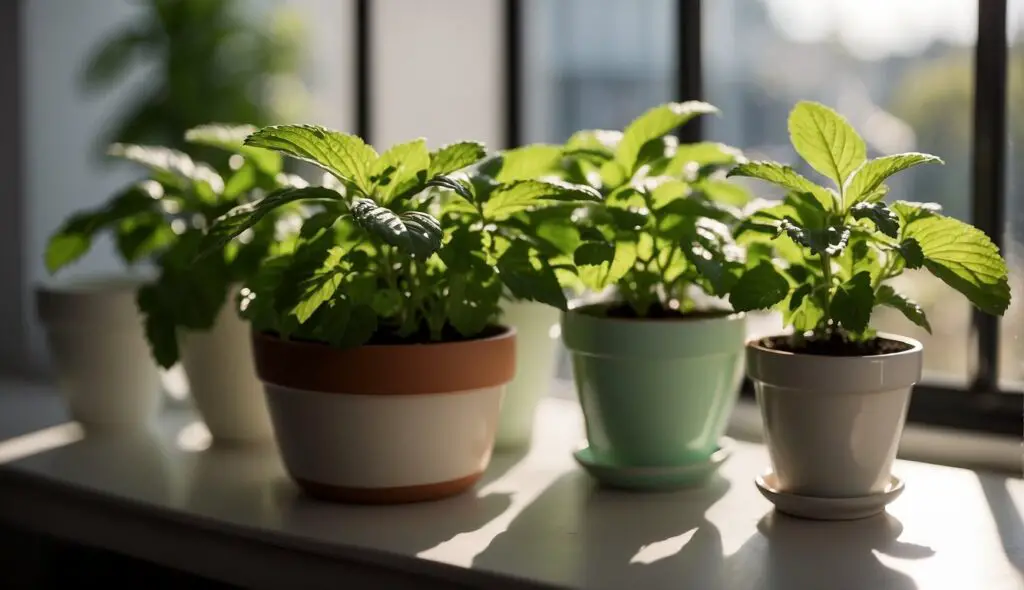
0 382 1021 590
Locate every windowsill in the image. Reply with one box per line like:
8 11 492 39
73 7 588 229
0 381 1021 590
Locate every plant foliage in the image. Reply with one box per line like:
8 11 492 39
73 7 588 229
728 100 1010 343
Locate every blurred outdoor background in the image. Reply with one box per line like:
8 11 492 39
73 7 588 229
17 0 1023 389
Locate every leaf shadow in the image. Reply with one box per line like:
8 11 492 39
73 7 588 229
977 472 1024 575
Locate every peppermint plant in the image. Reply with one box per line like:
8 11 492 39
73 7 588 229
46 124 305 367
548 101 759 317
728 101 1011 348
200 126 601 347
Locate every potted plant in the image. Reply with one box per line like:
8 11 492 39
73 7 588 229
728 101 1010 516
45 125 301 440
555 101 763 490
200 125 600 503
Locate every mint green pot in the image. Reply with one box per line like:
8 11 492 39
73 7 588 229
562 304 746 467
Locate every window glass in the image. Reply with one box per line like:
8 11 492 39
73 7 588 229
1001 0 1024 390
705 0 977 385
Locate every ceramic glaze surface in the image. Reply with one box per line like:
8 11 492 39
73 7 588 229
263 384 503 489
36 277 162 429
181 299 273 443
747 334 923 498
562 308 746 467
494 300 560 449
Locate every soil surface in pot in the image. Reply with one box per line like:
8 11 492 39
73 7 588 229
758 334 913 357
273 323 507 347
578 302 733 321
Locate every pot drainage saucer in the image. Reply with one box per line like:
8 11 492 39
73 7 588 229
754 471 905 521
572 439 733 492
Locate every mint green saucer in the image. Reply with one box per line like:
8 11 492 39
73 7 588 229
573 438 734 492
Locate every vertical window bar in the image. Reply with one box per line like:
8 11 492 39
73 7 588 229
503 0 523 148
969 0 1008 392
355 0 372 143
676 0 703 142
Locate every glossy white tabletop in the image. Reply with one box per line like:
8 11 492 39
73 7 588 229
0 384 1021 590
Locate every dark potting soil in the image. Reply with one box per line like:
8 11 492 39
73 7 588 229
277 323 507 348
581 302 733 321
758 334 913 357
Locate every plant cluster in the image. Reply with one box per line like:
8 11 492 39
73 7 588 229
727 101 1011 350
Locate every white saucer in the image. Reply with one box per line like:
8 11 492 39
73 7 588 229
755 471 905 521
573 438 733 491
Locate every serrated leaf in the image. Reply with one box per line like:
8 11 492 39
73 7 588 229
782 283 825 333
489 144 564 182
244 125 378 193
566 129 622 154
372 139 429 203
276 244 346 323
727 161 835 211
787 101 866 187
617 101 719 173
350 198 442 259
830 271 874 333
778 219 850 256
851 202 900 238
425 175 475 202
447 267 502 336
483 179 602 221
201 186 340 256
898 238 924 269
845 153 943 206
665 142 747 176
137 285 179 370
730 262 789 312
876 284 932 333
115 216 174 263
184 123 283 175
428 141 487 177
108 143 224 199
496 241 567 310
898 211 1010 316
696 180 752 207
574 241 614 266
577 241 637 291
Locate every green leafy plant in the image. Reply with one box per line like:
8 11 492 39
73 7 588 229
200 126 602 347
46 124 305 367
543 101 761 317
727 100 1011 352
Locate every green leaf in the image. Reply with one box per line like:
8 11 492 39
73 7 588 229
851 202 900 238
428 141 487 177
787 101 866 187
337 305 379 348
372 139 429 203
616 101 719 173
490 144 564 182
679 219 743 297
783 283 825 333
184 124 283 175
497 241 568 310
695 180 752 207
665 142 746 176
223 162 257 199
312 298 352 347
845 153 943 206
447 266 502 337
726 161 835 211
898 238 924 269
425 175 475 202
566 129 621 155
350 198 442 259
244 125 378 193
876 284 932 333
275 244 346 323
830 271 875 333
577 241 638 291
108 144 224 198
729 262 789 312
898 211 1011 316
200 186 340 256
574 241 614 266
115 216 174 263
778 219 851 257
483 179 602 221
371 289 403 317
46 233 91 274
137 285 179 370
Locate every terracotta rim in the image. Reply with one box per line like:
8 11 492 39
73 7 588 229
294 472 482 504
746 332 923 360
252 327 516 395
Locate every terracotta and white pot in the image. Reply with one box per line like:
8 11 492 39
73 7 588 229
180 297 273 444
746 333 923 498
251 328 515 503
494 300 560 450
36 275 163 430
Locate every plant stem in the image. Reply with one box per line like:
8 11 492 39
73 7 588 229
819 250 833 335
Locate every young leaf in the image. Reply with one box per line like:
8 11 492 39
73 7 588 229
844 153 943 205
496 241 568 310
787 101 866 188
108 143 225 198
896 209 1011 316
897 238 924 269
424 175 475 202
185 123 283 176
483 180 602 221
726 161 835 211
372 139 429 203
876 284 932 333
829 271 874 333
616 101 719 173
783 283 825 333
730 261 789 312
850 202 900 238
665 142 746 175
428 141 487 177
350 198 442 259
490 144 564 182
574 241 614 267
244 125 378 193
200 186 340 255
136 285 179 370
576 241 638 291
447 267 502 336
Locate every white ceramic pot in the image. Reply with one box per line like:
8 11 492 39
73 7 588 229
36 275 163 430
746 333 923 498
252 328 515 503
180 297 273 444
494 300 560 450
